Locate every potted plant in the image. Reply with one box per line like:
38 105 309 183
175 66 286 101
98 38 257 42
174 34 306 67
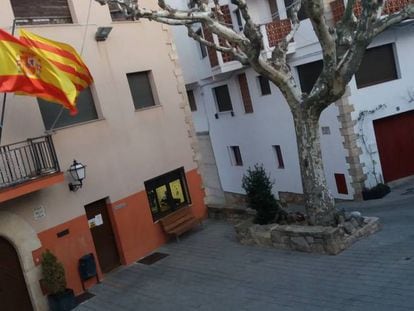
41 250 77 311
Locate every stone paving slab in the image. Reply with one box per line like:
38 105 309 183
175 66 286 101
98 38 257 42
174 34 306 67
76 194 414 311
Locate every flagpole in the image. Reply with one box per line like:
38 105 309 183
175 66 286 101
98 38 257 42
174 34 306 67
0 19 18 145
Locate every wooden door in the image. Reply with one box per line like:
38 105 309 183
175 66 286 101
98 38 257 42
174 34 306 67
0 237 33 311
85 199 120 273
373 110 414 182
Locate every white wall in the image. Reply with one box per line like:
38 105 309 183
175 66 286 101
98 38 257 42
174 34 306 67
349 25 414 187
168 0 414 198
190 66 352 199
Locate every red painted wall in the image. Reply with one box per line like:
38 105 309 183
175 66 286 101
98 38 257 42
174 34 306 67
37 215 100 295
109 169 207 264
35 169 206 295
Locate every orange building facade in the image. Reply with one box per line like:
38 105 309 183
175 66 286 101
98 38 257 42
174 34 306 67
0 1 206 310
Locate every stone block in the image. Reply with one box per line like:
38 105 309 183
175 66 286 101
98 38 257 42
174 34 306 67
250 225 275 247
290 236 311 252
310 243 326 253
344 221 356 234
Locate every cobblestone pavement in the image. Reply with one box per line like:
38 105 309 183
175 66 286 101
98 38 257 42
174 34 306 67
76 188 414 311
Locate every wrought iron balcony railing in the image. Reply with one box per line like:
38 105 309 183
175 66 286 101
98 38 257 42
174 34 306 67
0 136 60 189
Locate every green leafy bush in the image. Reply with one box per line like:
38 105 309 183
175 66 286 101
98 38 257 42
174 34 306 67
242 164 283 225
41 250 67 295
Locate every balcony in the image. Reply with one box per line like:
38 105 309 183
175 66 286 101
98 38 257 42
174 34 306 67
203 4 297 72
260 19 296 59
331 0 412 23
205 20 296 73
0 136 64 203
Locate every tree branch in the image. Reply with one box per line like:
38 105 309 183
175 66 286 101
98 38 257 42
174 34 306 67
230 0 263 60
186 25 249 64
372 3 414 37
303 0 339 113
271 0 301 72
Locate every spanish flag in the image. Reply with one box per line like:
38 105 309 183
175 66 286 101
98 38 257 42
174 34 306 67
0 29 93 115
19 29 93 93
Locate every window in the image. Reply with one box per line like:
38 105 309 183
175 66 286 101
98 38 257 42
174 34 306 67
258 76 271 95
355 44 398 89
187 90 197 112
213 85 233 112
284 0 308 21
10 0 72 25
273 145 285 169
127 71 156 110
334 173 348 194
297 60 323 94
234 9 243 31
109 2 131 21
321 126 331 135
144 167 191 221
38 87 98 130
229 146 243 166
196 29 207 58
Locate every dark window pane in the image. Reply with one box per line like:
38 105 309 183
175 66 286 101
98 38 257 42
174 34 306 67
196 29 207 58
297 60 323 94
334 173 348 194
231 146 243 166
127 71 156 110
38 87 98 130
187 90 197 111
144 167 191 221
273 145 285 169
258 76 271 95
284 0 307 20
108 2 131 21
213 85 233 112
234 9 243 31
11 0 72 25
355 44 398 89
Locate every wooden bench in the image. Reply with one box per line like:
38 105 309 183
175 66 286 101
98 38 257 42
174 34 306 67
159 207 201 242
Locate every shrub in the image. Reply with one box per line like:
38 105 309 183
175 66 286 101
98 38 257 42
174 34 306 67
242 164 282 224
41 250 67 295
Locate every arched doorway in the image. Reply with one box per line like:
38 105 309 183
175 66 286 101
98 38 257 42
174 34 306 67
0 237 33 310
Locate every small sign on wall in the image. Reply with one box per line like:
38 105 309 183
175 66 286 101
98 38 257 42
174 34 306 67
88 214 103 229
33 206 46 220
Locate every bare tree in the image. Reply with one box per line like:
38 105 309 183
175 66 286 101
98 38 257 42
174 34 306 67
96 0 414 226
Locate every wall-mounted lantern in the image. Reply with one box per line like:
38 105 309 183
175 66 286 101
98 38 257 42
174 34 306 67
68 160 86 192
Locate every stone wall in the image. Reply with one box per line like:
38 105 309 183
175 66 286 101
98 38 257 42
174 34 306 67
235 217 381 255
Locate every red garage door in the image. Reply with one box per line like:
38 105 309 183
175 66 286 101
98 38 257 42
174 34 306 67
373 110 414 182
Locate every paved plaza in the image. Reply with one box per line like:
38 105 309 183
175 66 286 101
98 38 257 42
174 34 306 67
76 182 414 311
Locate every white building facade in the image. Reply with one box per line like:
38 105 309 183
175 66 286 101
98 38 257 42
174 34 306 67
170 0 414 203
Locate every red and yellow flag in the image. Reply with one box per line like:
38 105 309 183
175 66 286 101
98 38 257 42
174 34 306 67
0 29 93 115
19 29 93 93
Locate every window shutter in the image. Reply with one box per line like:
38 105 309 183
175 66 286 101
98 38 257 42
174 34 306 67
10 0 72 24
355 44 398 89
127 72 156 109
238 73 253 113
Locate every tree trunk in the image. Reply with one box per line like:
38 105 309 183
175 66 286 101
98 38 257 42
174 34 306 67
292 106 336 226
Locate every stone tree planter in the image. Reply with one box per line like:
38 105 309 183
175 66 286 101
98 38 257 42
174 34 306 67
235 216 381 255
